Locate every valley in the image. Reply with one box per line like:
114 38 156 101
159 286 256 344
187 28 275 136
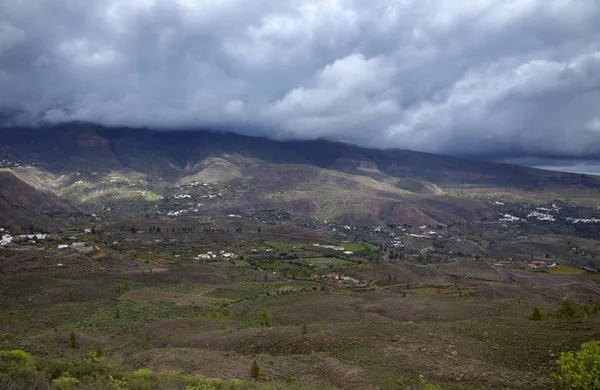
0 126 599 389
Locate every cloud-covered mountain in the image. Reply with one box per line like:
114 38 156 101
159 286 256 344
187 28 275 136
2 0 600 159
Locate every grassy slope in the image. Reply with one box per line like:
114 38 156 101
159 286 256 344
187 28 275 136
1 244 599 389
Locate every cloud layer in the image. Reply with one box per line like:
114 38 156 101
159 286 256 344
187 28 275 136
2 0 600 158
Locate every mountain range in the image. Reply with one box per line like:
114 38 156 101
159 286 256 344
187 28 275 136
1 124 599 229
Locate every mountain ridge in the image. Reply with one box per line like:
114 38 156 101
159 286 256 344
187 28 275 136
1 124 599 227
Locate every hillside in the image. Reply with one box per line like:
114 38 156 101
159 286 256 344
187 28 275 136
0 169 83 231
1 124 599 225
2 126 600 390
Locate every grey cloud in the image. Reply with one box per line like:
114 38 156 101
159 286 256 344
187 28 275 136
499 158 600 176
1 0 600 158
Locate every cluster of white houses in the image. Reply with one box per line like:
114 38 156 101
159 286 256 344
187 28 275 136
196 250 237 260
1 228 94 253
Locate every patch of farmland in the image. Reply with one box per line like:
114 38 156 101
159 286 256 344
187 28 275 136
438 261 503 282
131 283 215 294
340 243 367 252
410 287 473 295
205 280 321 301
548 266 583 275
120 290 230 306
119 283 228 306
301 257 355 268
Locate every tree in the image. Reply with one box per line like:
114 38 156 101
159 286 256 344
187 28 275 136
257 309 273 327
69 331 79 349
302 323 307 335
530 306 542 321
250 360 261 379
68 291 73 302
115 306 120 319
560 299 576 319
555 341 600 390
139 331 147 348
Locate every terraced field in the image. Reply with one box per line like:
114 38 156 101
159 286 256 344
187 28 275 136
438 260 504 282
120 283 229 306
204 281 322 301
302 257 355 268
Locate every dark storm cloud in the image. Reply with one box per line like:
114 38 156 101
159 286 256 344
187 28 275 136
1 0 600 158
498 157 600 176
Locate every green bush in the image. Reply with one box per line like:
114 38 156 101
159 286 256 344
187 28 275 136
530 306 542 321
250 360 261 379
69 331 79 349
555 341 600 390
0 350 47 389
52 376 79 390
133 368 155 378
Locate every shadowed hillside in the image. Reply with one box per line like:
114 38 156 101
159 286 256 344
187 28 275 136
0 169 84 230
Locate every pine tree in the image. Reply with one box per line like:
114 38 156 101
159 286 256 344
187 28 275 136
68 291 73 302
560 299 575 319
301 323 308 335
140 331 147 348
258 309 273 327
530 306 542 321
69 331 79 349
115 306 120 319
250 360 261 379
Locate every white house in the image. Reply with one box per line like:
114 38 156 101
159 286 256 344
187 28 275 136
1 235 13 246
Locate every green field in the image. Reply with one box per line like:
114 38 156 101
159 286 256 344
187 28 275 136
549 266 584 275
340 243 367 252
362 242 378 250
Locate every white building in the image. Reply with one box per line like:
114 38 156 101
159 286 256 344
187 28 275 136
1 235 13 246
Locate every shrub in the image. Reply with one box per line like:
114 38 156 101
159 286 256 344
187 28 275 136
555 341 600 390
0 350 46 389
0 349 33 365
250 360 261 379
530 306 542 321
257 309 273 327
69 331 79 349
133 368 155 378
128 368 158 390
52 376 79 390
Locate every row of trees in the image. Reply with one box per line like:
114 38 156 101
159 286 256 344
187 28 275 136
530 298 600 322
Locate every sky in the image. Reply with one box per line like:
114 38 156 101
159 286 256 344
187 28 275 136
1 0 600 173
